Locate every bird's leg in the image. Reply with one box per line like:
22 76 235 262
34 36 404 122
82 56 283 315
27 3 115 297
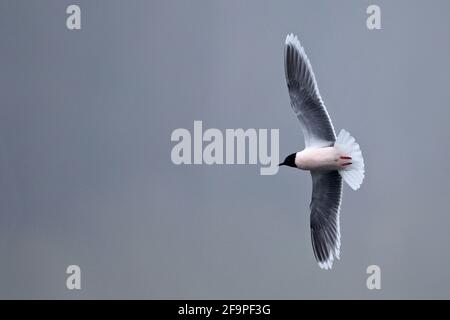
338 156 352 167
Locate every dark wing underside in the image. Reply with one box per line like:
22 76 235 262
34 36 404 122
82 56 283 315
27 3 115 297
310 170 343 269
284 34 336 148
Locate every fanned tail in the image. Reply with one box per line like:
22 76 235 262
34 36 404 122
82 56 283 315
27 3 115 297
335 129 365 190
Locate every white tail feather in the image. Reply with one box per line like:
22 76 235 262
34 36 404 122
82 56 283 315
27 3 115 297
335 129 365 190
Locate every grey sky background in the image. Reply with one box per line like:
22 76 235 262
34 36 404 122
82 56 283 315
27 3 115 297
0 0 449 299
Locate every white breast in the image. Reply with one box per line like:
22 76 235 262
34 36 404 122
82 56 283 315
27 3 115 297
295 147 340 171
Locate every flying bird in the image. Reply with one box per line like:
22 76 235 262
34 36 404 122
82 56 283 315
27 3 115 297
279 34 365 269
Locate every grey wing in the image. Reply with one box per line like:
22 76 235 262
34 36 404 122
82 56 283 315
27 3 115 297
310 170 343 269
284 34 336 148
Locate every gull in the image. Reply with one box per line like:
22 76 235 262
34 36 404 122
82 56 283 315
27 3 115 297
279 34 365 270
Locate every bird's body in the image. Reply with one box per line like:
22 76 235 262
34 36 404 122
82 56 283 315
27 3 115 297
280 34 365 269
295 147 349 171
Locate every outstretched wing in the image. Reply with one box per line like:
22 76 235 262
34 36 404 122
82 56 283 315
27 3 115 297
310 170 343 269
284 34 336 148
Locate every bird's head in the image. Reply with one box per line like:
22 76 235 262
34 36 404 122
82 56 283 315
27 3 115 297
279 153 297 168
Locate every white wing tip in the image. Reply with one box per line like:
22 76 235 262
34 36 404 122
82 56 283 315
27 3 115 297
318 257 334 270
317 246 341 270
285 33 301 49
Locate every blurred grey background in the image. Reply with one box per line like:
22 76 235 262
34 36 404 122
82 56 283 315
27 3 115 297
0 0 449 299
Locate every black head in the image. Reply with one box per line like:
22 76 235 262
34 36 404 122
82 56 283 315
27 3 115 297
279 153 297 168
